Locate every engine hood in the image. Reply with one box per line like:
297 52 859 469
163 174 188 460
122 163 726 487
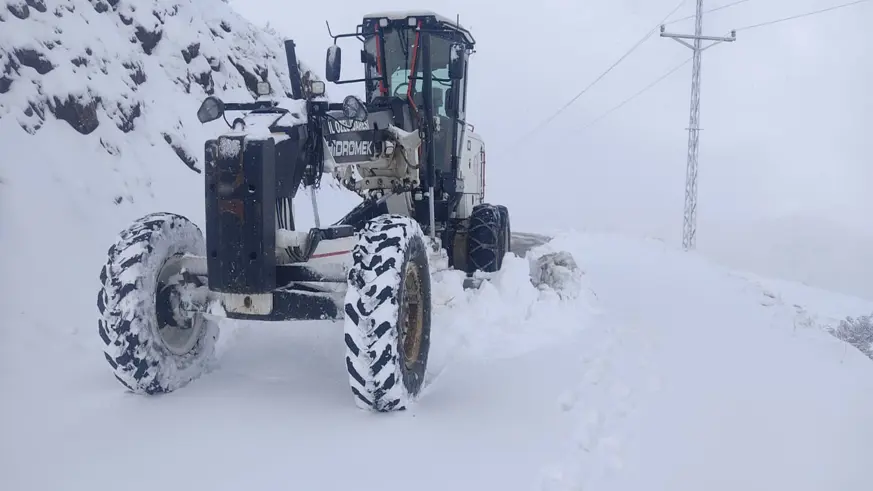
227 98 310 142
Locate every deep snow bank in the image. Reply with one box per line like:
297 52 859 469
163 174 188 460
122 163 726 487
536 232 873 491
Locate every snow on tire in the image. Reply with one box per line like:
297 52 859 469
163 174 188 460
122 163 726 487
97 212 218 394
343 214 432 412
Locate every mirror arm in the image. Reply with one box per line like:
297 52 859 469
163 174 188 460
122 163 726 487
329 77 369 85
327 31 362 41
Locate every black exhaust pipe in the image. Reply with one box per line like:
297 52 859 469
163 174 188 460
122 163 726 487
284 39 303 99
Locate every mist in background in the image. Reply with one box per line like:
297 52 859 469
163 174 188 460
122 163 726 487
229 0 873 299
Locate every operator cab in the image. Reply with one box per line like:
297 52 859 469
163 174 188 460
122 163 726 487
324 11 476 193
364 12 473 181
358 12 473 111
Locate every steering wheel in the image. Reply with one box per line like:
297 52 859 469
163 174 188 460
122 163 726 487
393 82 409 97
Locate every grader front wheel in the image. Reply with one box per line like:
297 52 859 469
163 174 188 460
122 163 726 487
343 214 433 412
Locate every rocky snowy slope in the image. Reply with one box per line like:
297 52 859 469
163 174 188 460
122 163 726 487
0 0 360 335
1 0 302 156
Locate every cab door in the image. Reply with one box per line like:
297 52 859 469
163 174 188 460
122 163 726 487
446 47 469 197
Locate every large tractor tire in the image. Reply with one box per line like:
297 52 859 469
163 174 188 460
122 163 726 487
466 203 509 273
97 212 218 394
343 214 432 412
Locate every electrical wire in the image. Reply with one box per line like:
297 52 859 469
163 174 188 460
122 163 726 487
515 0 687 143
580 56 693 131
515 0 870 145
572 0 871 132
664 0 752 26
733 0 871 31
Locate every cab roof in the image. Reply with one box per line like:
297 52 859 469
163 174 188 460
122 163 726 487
361 10 475 45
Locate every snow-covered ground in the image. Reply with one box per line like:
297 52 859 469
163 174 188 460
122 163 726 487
4 1 873 490
4 227 873 490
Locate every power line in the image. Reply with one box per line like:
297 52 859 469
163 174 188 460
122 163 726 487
571 0 871 140
664 0 752 25
580 56 693 130
516 0 687 143
514 0 869 147
589 0 870 129
663 0 870 250
734 0 871 31
660 0 737 251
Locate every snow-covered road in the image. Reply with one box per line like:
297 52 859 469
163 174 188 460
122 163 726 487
541 234 873 490
4 231 873 490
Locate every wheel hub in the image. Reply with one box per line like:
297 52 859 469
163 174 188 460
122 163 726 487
155 255 208 356
400 262 424 369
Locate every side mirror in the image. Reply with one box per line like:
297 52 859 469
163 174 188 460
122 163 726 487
197 96 224 123
326 45 341 83
448 44 465 80
342 95 368 122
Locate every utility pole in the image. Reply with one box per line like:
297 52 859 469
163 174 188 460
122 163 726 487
661 0 736 250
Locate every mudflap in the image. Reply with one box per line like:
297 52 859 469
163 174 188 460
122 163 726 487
425 235 451 272
427 234 492 291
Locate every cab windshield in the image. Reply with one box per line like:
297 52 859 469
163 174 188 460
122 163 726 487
363 27 454 116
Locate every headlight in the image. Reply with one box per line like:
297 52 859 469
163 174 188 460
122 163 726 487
310 80 325 96
256 81 272 96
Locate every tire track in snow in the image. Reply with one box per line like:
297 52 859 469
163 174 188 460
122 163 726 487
539 312 662 490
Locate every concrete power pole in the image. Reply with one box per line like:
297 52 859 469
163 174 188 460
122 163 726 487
661 0 736 250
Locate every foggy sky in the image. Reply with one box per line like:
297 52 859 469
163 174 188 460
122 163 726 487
228 0 872 243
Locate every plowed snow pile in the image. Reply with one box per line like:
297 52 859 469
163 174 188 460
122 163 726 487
4 1 873 490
